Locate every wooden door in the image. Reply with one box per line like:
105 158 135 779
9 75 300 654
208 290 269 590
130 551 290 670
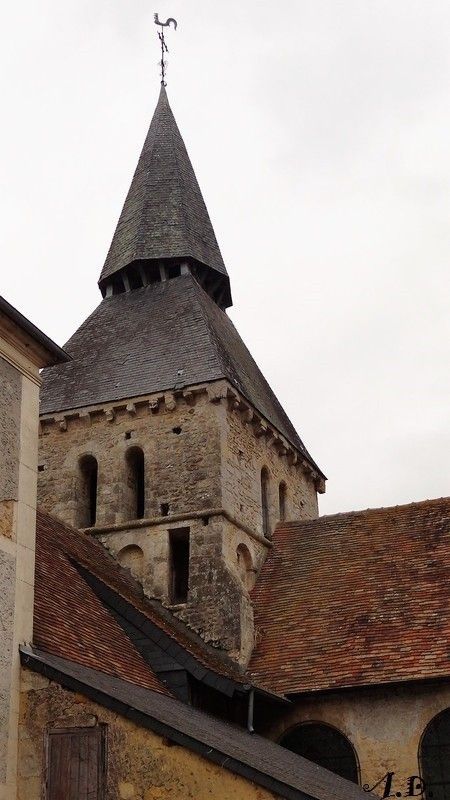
46 727 105 799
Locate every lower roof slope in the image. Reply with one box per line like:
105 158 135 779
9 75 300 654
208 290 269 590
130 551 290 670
34 508 255 690
249 497 450 695
40 275 322 471
22 648 370 800
35 509 167 694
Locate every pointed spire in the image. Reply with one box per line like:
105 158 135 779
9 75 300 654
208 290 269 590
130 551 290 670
99 86 231 308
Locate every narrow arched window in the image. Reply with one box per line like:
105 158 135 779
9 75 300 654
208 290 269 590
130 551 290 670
420 708 450 799
78 455 98 527
126 447 145 520
261 467 270 538
117 544 144 580
279 481 287 522
280 723 359 784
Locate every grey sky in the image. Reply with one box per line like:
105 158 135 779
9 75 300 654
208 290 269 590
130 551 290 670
1 1 449 514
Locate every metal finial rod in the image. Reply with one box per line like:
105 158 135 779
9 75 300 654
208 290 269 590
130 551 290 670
154 13 178 86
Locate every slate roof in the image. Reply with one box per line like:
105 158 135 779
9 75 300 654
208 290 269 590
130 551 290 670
40 275 322 471
21 648 372 800
249 497 450 695
99 86 229 295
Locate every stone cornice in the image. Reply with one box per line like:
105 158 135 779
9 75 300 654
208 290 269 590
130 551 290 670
39 379 326 493
83 507 273 550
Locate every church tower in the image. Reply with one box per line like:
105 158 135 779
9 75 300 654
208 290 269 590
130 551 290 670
38 86 325 663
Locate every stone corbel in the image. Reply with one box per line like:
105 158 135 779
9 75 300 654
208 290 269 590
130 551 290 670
253 419 268 438
148 398 160 414
287 450 299 467
105 409 115 423
315 476 326 494
241 406 254 424
126 402 136 416
182 389 195 406
164 392 176 412
265 433 277 450
207 380 228 404
79 411 91 426
56 415 67 432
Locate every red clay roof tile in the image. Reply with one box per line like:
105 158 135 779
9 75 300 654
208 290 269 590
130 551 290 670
34 509 169 694
249 497 450 695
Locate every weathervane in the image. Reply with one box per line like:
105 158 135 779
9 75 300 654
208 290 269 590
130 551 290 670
154 13 178 86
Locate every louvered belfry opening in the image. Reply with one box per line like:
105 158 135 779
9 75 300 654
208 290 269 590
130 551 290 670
98 85 232 310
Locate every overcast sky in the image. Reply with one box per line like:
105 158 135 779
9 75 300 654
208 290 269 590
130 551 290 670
1 1 449 514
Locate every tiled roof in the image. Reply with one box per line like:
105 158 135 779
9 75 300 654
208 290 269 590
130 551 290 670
34 509 167 693
34 508 251 692
98 86 229 296
249 497 450 695
39 275 322 472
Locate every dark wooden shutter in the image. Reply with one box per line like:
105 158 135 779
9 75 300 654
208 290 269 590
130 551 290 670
46 727 105 800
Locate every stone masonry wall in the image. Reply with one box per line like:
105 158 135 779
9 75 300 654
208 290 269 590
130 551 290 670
38 381 319 661
19 669 279 800
264 682 450 798
221 400 318 538
38 391 222 528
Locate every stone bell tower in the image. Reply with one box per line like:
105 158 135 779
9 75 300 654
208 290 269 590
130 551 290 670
37 86 325 663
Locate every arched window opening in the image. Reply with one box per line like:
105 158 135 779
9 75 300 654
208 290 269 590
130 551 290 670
280 723 359 784
117 544 144 580
78 455 98 528
126 447 145 520
236 543 256 591
279 482 287 522
420 708 450 800
261 467 271 539
169 528 190 604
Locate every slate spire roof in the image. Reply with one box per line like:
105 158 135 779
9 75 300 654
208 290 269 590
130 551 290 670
39 276 323 474
99 85 231 307
41 86 323 477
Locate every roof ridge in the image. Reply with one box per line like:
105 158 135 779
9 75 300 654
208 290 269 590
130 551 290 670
277 495 450 528
165 89 194 257
135 90 166 258
188 278 324 472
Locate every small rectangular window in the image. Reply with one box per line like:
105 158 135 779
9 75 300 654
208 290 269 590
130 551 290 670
46 726 106 799
169 528 190 604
